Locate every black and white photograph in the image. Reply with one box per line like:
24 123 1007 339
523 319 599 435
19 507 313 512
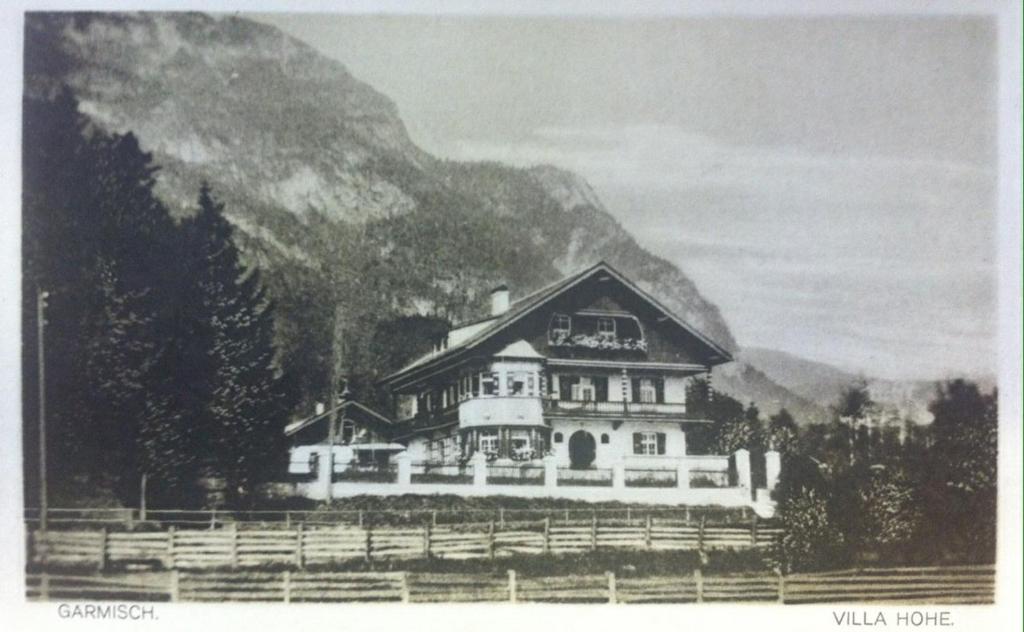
3 1 1022 629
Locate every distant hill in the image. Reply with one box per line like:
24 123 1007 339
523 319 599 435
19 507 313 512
711 359 832 425
736 347 996 425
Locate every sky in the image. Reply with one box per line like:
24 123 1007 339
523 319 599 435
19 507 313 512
255 13 998 381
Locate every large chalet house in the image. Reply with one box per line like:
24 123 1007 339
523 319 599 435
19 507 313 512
286 262 782 512
381 261 733 475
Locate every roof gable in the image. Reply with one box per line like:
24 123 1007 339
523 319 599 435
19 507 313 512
382 261 732 387
284 399 393 437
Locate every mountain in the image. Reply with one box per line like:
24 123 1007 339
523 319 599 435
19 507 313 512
735 347 977 425
710 359 832 425
28 11 841 417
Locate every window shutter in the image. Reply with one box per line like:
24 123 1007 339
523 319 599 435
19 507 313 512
655 378 665 404
656 433 667 455
633 433 642 454
631 378 641 403
596 376 609 402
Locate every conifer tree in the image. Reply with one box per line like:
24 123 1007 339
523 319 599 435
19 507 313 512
24 89 193 504
181 184 289 507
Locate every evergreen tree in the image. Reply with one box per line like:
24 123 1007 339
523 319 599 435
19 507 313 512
23 89 191 505
181 184 289 507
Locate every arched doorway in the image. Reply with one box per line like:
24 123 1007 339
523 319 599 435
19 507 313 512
568 430 596 469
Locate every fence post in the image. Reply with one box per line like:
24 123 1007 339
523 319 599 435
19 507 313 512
499 508 505 529
365 525 373 563
40 573 49 601
285 511 291 529
283 570 291 604
542 517 551 554
751 514 758 546
401 572 411 603
295 522 304 569
591 513 598 551
685 507 691 525
431 510 437 528
507 569 517 603
231 521 239 568
169 569 180 602
98 527 108 571
166 525 176 569
698 515 706 555
626 507 631 524
126 508 134 530
564 509 570 524
423 522 432 559
487 521 496 559
358 510 364 529
645 515 653 549
607 571 617 604
776 567 785 604
694 567 704 603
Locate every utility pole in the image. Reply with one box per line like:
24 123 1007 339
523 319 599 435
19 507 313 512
37 288 49 531
140 473 148 522
326 303 346 504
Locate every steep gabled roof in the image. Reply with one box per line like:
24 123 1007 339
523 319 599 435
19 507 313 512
381 261 733 389
284 399 393 437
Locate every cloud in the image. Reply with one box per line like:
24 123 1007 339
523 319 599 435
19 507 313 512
441 125 997 380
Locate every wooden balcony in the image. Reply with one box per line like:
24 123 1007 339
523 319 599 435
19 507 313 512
542 398 705 420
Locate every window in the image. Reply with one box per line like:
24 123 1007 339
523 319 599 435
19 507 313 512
597 317 616 337
639 379 657 404
340 418 356 444
600 433 610 444
507 371 534 396
554 432 564 443
479 430 499 455
308 451 320 475
633 431 666 455
482 372 498 396
510 430 532 460
552 314 571 334
572 376 596 401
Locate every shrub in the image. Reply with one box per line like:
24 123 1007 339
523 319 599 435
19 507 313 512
858 467 923 554
774 488 847 572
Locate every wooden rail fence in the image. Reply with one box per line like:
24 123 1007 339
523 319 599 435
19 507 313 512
25 566 995 604
29 518 781 569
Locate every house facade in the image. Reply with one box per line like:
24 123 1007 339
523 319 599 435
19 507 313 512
286 262 781 515
382 262 733 480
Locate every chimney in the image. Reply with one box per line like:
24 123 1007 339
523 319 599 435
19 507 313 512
315 402 325 416
490 284 510 316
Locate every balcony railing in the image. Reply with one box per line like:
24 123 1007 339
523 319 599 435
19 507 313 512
542 399 690 416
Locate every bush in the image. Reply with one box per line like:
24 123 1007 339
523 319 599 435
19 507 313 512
858 467 922 555
774 488 848 572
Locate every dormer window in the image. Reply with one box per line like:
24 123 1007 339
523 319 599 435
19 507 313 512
597 317 616 338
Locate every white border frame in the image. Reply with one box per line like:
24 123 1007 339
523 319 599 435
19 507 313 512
0 3 1019 632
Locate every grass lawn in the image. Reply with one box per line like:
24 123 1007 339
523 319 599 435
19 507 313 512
165 549 770 577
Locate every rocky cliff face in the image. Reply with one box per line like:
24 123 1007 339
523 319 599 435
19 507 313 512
25 11 771 411
26 11 736 351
